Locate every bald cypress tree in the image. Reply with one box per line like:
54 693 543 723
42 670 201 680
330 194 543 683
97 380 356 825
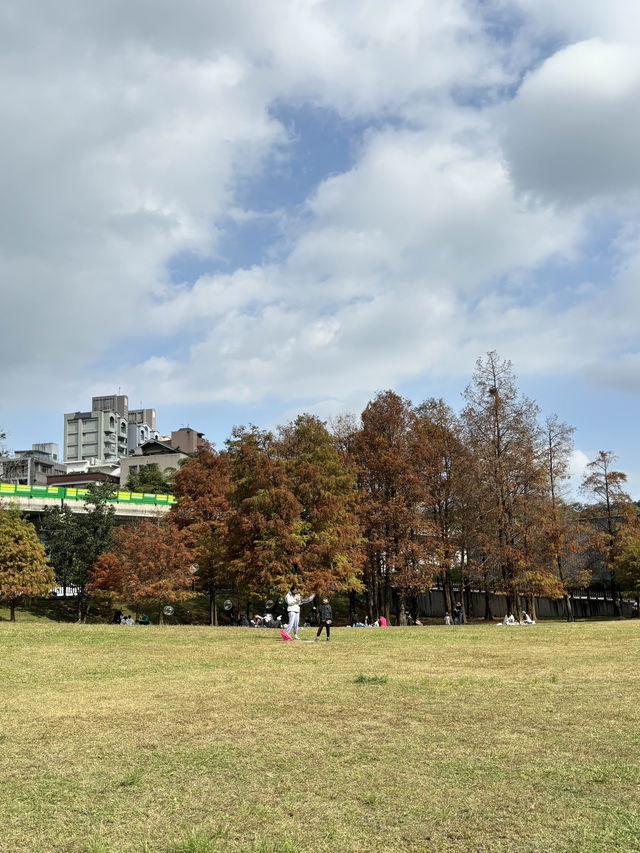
462 352 545 616
0 507 55 621
581 451 637 617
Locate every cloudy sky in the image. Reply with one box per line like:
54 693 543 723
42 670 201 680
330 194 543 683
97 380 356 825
2 0 640 495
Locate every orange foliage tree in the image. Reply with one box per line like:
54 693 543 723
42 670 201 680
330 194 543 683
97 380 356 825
90 519 194 623
170 443 232 625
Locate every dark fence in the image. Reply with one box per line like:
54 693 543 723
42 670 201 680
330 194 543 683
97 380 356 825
409 588 636 620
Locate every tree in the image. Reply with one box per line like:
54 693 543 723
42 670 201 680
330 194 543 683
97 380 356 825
352 391 432 624
278 414 363 594
223 418 363 609
87 552 125 605
42 483 116 621
125 462 175 494
536 415 590 621
581 451 636 617
225 425 302 597
462 352 545 616
108 519 194 623
0 506 55 621
171 443 231 625
412 399 467 620
614 539 640 609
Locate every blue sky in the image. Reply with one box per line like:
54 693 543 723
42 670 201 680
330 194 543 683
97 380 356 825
2 0 640 496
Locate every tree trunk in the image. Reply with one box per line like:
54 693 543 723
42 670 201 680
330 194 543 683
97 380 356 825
463 577 472 619
565 593 574 622
383 571 391 622
209 587 217 626
10 599 16 622
611 572 622 619
158 604 164 625
348 589 357 626
411 594 419 623
366 557 376 623
506 592 513 617
442 572 452 618
484 583 491 621
397 591 407 625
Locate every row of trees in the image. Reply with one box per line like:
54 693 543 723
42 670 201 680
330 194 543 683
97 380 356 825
3 352 640 623
83 352 640 624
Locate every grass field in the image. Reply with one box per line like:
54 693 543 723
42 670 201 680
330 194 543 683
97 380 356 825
0 620 638 853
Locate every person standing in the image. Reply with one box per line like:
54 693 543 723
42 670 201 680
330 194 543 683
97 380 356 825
284 585 314 639
314 597 333 642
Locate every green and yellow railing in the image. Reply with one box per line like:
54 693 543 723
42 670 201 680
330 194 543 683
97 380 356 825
0 482 176 505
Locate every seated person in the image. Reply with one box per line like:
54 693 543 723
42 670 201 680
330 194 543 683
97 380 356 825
504 612 516 625
520 611 535 624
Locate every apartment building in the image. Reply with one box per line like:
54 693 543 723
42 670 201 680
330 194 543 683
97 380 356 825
63 394 158 462
0 443 65 485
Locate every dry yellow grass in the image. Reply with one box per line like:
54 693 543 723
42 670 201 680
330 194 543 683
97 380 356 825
0 620 638 852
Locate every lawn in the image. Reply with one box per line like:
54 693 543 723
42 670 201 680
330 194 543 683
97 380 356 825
0 620 638 852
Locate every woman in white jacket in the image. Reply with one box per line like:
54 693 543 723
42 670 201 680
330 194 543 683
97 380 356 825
284 584 314 639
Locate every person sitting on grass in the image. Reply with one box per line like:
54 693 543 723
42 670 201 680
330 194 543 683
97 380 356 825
315 597 333 642
520 611 535 625
504 613 516 625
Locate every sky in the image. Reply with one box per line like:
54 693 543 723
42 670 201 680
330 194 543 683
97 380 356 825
2 1 640 496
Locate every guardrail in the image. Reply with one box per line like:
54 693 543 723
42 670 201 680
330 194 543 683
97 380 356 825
0 482 176 506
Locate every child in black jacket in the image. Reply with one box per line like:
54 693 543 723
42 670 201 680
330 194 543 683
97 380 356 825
315 597 333 642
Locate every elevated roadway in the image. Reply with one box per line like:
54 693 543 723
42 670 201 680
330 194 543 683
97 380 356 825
0 483 173 520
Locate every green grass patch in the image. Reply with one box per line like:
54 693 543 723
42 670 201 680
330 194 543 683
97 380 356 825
0 621 639 851
353 673 389 684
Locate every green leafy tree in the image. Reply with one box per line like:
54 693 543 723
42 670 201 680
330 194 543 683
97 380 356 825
125 463 175 494
0 506 55 621
42 483 116 621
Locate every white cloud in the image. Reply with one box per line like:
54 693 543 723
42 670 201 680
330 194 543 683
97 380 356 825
509 0 640 43
130 123 591 405
502 39 640 204
569 448 590 489
1 0 640 439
